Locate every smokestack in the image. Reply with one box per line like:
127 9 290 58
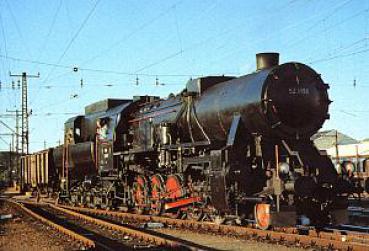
256 52 279 71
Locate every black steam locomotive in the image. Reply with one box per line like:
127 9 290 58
22 53 357 229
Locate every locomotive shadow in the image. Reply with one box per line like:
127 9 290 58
93 213 220 251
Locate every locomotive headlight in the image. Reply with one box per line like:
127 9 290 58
278 162 290 176
344 161 355 174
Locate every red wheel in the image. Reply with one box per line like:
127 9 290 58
166 174 184 199
150 174 165 215
254 203 271 230
151 174 165 200
132 175 148 213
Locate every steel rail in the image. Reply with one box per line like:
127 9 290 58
6 200 95 249
57 204 369 251
48 204 195 249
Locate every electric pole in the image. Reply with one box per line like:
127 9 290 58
3 110 21 188
335 130 339 165
9 143 12 185
5 110 21 154
0 133 14 151
9 72 40 154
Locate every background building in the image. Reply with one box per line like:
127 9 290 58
313 130 369 173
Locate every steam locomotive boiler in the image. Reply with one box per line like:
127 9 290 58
53 53 353 229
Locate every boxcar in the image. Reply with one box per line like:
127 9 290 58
21 148 59 193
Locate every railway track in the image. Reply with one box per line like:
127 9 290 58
348 205 369 226
7 199 95 249
8 199 210 250
53 203 369 251
9 197 369 250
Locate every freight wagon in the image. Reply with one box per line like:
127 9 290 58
21 148 59 194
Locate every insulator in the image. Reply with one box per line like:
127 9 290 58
135 76 139 85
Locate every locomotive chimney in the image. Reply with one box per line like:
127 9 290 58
256 52 279 70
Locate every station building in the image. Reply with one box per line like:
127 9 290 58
313 130 369 174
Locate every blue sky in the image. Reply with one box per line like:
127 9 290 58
0 0 368 151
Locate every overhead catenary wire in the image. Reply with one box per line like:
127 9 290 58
42 0 101 85
1 1 369 149
289 7 369 62
29 69 76 108
284 0 355 48
79 0 183 67
303 35 369 63
5 0 33 59
199 0 319 70
33 85 95 114
133 24 241 74
63 0 74 39
30 112 79 116
31 76 185 117
0 0 267 90
31 0 63 73
173 4 183 54
0 54 204 77
132 0 298 75
0 6 9 72
0 135 8 145
26 1 188 116
0 6 13 108
328 37 368 56
308 47 369 65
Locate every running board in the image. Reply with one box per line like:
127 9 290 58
164 197 202 210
